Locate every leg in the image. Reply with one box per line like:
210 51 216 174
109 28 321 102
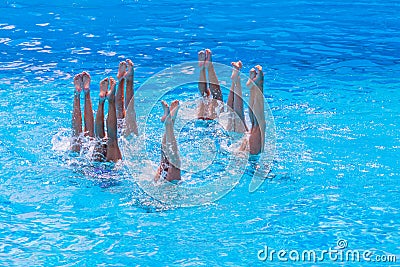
157 100 181 182
125 98 139 136
155 102 169 182
227 63 236 131
230 61 247 132
227 79 234 111
198 50 208 97
249 126 263 155
197 50 210 120
249 65 266 155
233 80 247 131
106 77 122 162
124 59 139 136
95 78 108 139
165 100 181 181
116 61 127 120
71 74 83 152
93 78 108 161
205 49 223 102
125 59 134 109
205 49 223 119
226 78 235 130
247 68 257 127
82 72 94 137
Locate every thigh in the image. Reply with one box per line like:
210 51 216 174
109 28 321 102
166 165 181 182
249 126 262 155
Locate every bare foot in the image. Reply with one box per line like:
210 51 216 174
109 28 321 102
204 49 212 68
82 72 91 93
99 77 109 101
107 77 116 100
254 65 263 81
249 68 257 80
246 68 257 87
74 74 83 94
160 100 169 122
198 50 206 69
125 59 134 80
254 65 264 90
231 60 242 81
117 61 127 81
169 100 179 122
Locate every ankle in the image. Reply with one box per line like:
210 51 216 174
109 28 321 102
125 73 133 81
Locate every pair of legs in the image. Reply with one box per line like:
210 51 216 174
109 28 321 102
117 59 139 136
115 59 135 120
71 73 121 162
227 61 248 133
94 77 122 162
243 65 266 155
155 100 181 182
197 49 223 120
71 72 94 152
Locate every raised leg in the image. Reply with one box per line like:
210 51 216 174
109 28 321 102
93 78 109 161
95 78 108 139
124 59 139 136
227 63 236 131
230 61 247 132
125 59 134 109
205 49 223 101
156 100 181 182
205 49 222 119
116 61 127 120
248 65 266 155
227 79 234 111
106 77 122 162
156 101 170 182
82 72 94 137
71 74 83 152
125 100 139 136
197 50 210 120
198 51 208 97
247 68 257 127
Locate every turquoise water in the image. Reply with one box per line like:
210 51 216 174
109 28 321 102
1 0 399 266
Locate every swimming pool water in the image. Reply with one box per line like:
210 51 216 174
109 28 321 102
1 0 399 265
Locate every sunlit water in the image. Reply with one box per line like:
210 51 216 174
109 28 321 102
0 0 399 266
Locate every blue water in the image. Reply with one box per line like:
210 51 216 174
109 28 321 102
1 0 399 266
